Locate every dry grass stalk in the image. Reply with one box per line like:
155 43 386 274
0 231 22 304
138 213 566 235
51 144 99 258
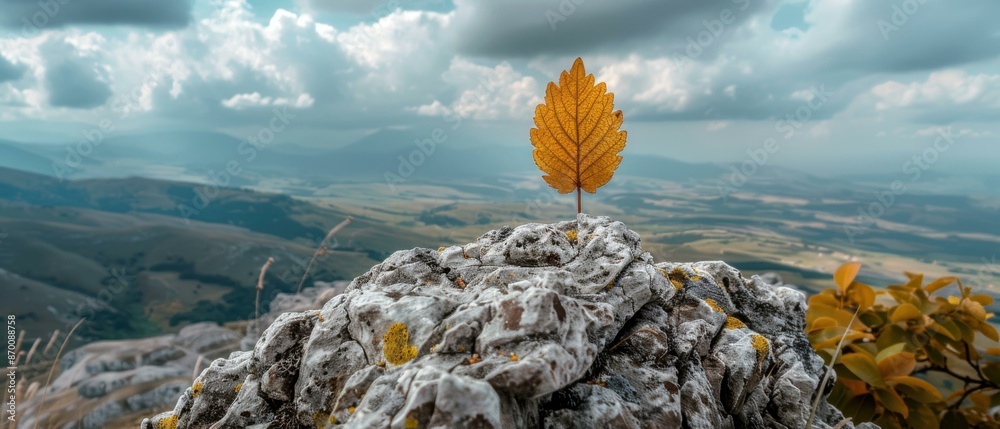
22 338 40 369
32 318 85 429
832 417 853 429
192 354 205 381
295 216 352 294
806 308 860 428
41 330 59 357
24 382 40 402
254 257 276 337
13 330 24 365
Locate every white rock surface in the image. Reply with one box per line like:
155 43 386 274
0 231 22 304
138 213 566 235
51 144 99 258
18 283 344 429
142 215 873 429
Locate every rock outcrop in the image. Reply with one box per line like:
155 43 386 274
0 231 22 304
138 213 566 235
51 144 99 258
17 283 345 429
142 215 869 429
18 323 239 429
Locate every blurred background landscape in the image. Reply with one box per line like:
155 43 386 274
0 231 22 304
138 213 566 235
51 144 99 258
2 131 998 343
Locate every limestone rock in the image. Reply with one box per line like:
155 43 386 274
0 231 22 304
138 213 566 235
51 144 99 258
19 283 345 429
142 215 868 429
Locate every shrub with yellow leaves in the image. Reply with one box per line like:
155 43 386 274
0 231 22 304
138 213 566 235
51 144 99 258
807 263 1000 429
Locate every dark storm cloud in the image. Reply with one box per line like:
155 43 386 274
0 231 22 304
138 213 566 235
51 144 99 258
524 0 1000 123
0 0 192 32
305 0 451 14
45 58 112 108
452 0 768 57
806 0 1000 74
0 54 24 82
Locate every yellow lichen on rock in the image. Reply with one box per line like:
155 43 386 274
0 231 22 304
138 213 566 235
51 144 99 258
405 417 420 429
191 382 203 399
725 316 746 330
312 412 336 428
704 298 724 313
666 267 689 290
156 415 179 429
750 334 770 363
234 383 242 393
383 322 418 365
565 230 578 242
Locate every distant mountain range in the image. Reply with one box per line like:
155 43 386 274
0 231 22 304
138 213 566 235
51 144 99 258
3 130 998 198
0 129 728 188
0 165 438 343
2 131 999 346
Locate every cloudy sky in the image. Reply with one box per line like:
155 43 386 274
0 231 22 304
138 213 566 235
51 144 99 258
0 0 998 176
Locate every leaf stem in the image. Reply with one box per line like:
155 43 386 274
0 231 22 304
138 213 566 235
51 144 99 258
576 187 581 214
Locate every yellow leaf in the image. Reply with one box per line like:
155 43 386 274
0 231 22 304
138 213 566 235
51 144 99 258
890 303 922 323
978 321 999 342
530 57 627 214
887 376 943 402
841 353 885 387
834 263 862 294
842 393 878 422
903 273 924 291
887 287 915 305
953 319 976 342
841 377 870 396
808 303 866 330
849 283 877 311
809 316 839 332
874 386 909 418
813 330 873 350
960 299 988 321
875 343 906 363
808 293 841 308
970 294 994 306
931 318 960 341
924 276 958 295
906 406 939 429
877 352 916 380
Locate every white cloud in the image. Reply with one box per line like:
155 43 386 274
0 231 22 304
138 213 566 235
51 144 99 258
871 70 1000 110
221 92 314 109
413 99 448 116
724 85 736 98
915 126 992 138
791 89 816 102
706 121 729 131
0 1 340 124
809 120 832 138
336 10 451 70
597 54 695 112
0 0 999 175
415 58 541 120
